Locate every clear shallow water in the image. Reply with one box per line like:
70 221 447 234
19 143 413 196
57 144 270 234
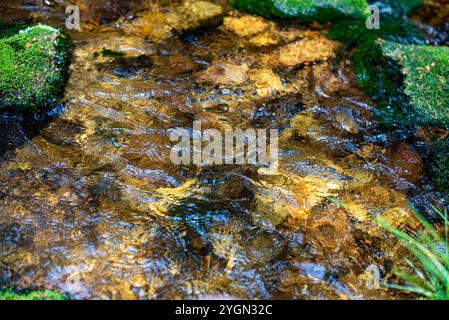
0 1 448 299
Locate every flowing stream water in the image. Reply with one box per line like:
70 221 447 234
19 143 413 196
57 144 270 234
0 0 448 299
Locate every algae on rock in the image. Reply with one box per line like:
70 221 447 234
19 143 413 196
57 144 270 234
0 23 71 111
380 41 449 127
231 0 369 22
329 17 449 194
328 18 425 46
349 39 449 128
328 19 449 128
0 289 65 300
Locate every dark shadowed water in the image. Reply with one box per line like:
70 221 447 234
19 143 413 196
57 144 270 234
0 0 447 299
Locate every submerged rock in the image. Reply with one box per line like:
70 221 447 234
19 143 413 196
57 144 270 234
97 53 153 78
0 24 71 111
153 53 197 76
222 13 304 47
123 11 181 40
263 33 339 68
252 186 293 227
195 62 249 85
433 137 449 194
413 0 449 26
223 15 273 37
69 0 140 22
370 0 423 17
387 142 423 182
176 0 224 30
248 68 284 97
230 0 369 22
123 0 223 41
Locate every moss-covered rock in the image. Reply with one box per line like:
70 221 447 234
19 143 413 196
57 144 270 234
349 39 449 128
380 42 449 126
0 23 71 111
0 289 65 300
230 0 369 22
329 19 449 128
329 18 425 46
330 12 448 194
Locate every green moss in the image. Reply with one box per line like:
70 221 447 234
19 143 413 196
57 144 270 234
330 13 448 194
230 0 422 21
329 18 425 46
351 40 412 127
355 41 449 128
0 23 71 111
329 19 449 128
380 41 449 127
231 0 369 22
0 289 65 300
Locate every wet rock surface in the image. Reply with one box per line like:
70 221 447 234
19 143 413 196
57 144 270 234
122 0 224 41
231 0 369 21
69 0 141 22
195 62 249 85
263 34 340 68
0 1 447 300
413 0 449 27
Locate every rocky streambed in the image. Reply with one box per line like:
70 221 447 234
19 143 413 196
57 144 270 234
0 0 448 300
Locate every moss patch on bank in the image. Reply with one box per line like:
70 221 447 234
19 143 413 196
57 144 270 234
351 39 449 128
0 23 71 111
230 0 369 22
230 0 424 21
329 18 425 45
381 41 449 127
0 289 65 300
328 8 448 193
329 19 449 128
